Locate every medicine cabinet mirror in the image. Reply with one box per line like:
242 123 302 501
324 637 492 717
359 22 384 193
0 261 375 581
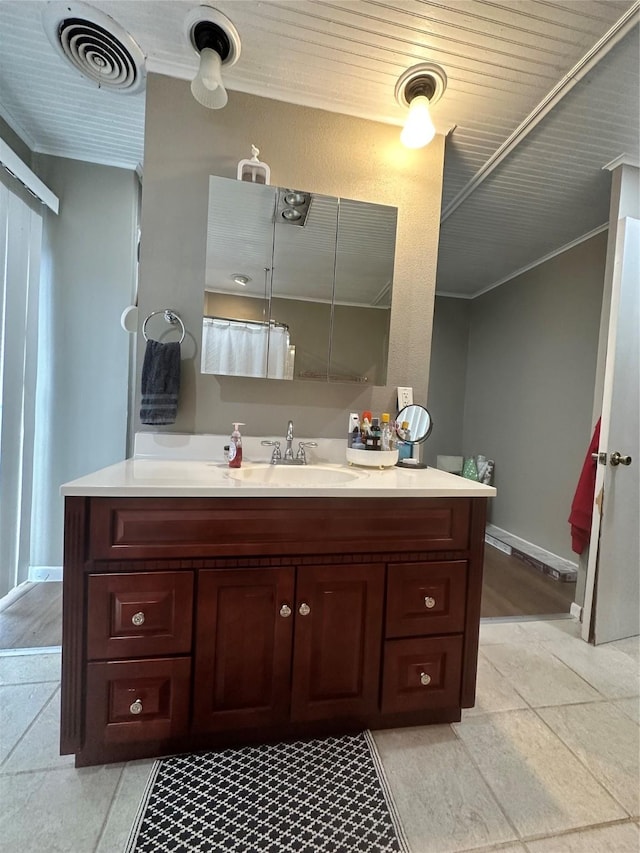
201 176 397 384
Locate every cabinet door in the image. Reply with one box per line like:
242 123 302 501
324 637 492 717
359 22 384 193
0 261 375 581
192 567 294 732
291 562 384 722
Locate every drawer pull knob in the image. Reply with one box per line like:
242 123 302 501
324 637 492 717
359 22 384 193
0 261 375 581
131 611 145 627
129 699 143 715
424 596 436 609
299 603 311 616
279 604 292 618
420 672 432 686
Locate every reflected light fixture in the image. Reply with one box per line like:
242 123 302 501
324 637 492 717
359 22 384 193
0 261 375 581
185 6 241 109
395 63 447 149
276 188 311 226
231 273 250 286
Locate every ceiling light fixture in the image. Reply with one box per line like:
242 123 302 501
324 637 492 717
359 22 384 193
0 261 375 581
395 63 447 149
231 273 250 286
276 188 311 226
185 6 241 109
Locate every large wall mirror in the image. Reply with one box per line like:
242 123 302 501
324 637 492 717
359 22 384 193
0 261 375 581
201 176 397 384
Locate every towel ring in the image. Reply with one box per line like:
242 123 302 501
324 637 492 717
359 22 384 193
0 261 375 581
142 310 186 344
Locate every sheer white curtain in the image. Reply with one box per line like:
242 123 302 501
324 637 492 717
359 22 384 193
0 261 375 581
0 181 43 596
201 318 292 379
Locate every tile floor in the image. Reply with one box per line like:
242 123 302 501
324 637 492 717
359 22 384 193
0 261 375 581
0 619 638 853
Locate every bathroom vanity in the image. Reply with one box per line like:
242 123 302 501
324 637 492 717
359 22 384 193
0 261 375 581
60 454 495 767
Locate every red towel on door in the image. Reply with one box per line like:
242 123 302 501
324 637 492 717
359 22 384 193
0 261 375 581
568 418 601 555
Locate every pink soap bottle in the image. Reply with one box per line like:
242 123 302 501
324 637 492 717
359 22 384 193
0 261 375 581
228 423 245 469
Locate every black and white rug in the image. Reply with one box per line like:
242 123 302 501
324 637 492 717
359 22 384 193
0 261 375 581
125 731 410 853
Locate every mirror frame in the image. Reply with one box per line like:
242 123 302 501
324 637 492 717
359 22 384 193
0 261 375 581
395 404 433 469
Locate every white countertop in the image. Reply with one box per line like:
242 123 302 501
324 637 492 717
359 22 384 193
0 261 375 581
61 457 496 499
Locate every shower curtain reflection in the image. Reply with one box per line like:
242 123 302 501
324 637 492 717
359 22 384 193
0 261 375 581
201 317 294 379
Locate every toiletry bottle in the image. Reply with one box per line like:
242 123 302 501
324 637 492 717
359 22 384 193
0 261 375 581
348 413 360 448
380 413 392 451
361 412 372 445
368 417 381 450
361 411 372 434
228 423 245 469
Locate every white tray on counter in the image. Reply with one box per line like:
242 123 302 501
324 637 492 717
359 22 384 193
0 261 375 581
346 447 399 468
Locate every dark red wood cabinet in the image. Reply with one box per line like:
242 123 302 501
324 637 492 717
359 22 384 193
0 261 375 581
61 495 487 766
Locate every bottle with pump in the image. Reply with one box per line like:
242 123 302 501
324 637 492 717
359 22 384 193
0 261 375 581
228 423 245 469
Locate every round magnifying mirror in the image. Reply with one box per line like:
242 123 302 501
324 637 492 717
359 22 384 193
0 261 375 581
395 404 433 469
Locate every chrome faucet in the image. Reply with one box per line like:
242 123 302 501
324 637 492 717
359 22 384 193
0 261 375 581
284 420 295 461
261 420 317 465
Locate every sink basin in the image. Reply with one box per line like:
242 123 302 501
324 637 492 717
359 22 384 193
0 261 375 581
227 464 363 486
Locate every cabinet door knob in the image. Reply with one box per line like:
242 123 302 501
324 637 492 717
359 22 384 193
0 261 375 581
420 672 432 686
131 611 145 627
298 603 311 616
279 604 292 618
424 596 436 609
129 699 143 715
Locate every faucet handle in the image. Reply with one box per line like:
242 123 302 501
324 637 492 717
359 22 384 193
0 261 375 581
296 441 318 463
261 440 281 464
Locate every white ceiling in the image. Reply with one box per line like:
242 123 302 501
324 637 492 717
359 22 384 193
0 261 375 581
0 0 638 296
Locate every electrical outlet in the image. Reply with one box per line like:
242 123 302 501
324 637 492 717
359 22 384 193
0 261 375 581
397 386 413 409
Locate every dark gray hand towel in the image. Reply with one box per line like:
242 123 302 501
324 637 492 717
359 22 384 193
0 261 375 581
140 339 181 425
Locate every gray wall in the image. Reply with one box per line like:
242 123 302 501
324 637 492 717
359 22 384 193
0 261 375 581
0 116 32 166
425 296 471 466
137 74 445 439
461 231 607 561
30 155 138 566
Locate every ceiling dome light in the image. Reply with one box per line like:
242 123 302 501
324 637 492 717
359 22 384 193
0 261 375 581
231 273 250 286
185 6 240 110
395 63 447 150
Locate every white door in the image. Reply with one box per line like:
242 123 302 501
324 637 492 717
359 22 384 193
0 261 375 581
582 216 639 644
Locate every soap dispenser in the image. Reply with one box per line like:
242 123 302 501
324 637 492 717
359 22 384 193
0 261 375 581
228 423 245 469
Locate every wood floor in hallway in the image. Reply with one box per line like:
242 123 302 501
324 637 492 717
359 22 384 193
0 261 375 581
481 543 576 617
0 581 62 649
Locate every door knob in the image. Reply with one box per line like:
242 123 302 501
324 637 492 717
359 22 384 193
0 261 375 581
610 451 632 466
298 603 311 616
279 604 292 618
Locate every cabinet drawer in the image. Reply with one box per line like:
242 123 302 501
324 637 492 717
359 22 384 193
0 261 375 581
386 561 467 638
87 572 193 660
381 636 463 714
85 657 191 745
89 497 471 559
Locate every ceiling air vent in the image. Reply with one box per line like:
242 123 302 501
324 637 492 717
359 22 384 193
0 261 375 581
43 1 146 94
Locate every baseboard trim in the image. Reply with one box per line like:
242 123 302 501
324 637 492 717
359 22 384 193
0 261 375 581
28 566 63 582
0 581 32 614
485 524 577 583
0 646 62 657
